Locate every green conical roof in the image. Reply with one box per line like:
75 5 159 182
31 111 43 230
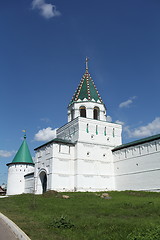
12 135 34 164
69 59 103 106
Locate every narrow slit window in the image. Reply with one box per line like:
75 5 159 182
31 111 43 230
96 125 98 135
59 145 61 152
113 128 115 137
86 124 89 133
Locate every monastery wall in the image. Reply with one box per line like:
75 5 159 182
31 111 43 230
78 117 122 146
74 142 115 191
113 138 160 191
24 173 34 193
70 117 122 191
34 141 75 193
51 143 75 191
57 117 122 146
34 143 54 194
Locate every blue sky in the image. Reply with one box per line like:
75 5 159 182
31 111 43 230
1 0 160 184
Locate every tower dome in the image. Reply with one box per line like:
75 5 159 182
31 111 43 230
6 134 34 195
68 58 107 122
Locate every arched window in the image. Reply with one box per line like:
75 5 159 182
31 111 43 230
71 109 74 121
93 107 100 120
80 106 86 118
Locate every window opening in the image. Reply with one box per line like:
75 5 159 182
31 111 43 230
80 106 86 118
113 128 115 137
96 125 98 135
93 107 100 120
71 109 74 120
59 145 61 152
86 124 89 133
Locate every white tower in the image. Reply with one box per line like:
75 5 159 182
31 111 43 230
6 135 34 195
68 57 107 122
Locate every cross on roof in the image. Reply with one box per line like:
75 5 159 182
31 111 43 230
85 57 89 70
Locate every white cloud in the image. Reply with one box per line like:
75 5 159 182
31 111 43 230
119 96 136 108
106 115 112 122
124 117 160 138
34 127 57 141
0 150 15 158
32 0 61 19
115 120 125 125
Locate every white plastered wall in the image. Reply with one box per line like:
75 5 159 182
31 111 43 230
57 117 122 147
35 117 122 193
113 139 160 191
34 142 75 193
34 144 53 194
50 143 75 191
57 117 122 191
24 173 34 193
7 163 34 195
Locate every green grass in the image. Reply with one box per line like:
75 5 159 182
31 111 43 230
1 191 160 240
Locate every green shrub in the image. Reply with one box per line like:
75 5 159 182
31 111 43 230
48 215 75 229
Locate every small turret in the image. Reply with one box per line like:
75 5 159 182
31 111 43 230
6 134 34 195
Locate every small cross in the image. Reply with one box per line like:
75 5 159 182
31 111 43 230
85 57 89 70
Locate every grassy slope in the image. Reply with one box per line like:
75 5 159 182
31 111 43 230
0 191 160 240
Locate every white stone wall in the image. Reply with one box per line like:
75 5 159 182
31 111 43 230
113 139 160 191
78 117 122 147
51 143 75 191
35 117 122 193
7 164 34 195
57 117 122 147
24 173 34 193
57 117 122 191
34 143 53 194
74 142 115 191
34 142 75 194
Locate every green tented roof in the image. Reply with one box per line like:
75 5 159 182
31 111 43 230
69 69 103 105
12 136 34 164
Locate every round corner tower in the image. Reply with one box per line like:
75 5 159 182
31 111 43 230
6 135 34 195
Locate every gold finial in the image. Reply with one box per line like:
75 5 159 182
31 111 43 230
85 57 89 71
22 129 26 139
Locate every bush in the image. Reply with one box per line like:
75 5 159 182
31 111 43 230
48 215 75 229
